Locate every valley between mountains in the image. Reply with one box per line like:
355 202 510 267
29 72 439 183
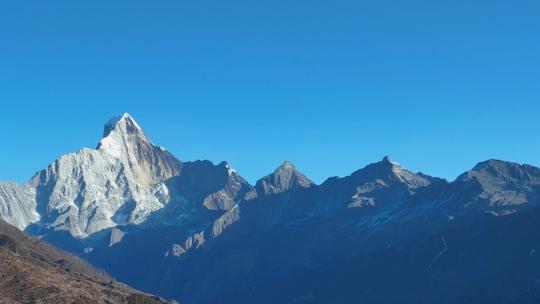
2 113 540 303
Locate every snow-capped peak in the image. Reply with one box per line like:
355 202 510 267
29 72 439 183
95 113 181 183
105 112 131 128
6 112 184 238
103 113 143 138
98 113 150 158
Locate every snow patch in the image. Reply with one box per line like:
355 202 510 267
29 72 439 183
98 135 123 158
225 163 237 175
105 113 142 133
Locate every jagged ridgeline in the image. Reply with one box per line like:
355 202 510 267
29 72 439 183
2 113 540 304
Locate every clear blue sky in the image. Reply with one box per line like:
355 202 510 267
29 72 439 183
1 0 539 184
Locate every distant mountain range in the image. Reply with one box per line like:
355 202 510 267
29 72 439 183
2 113 540 303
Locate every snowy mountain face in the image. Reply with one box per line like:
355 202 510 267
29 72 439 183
97 113 182 185
0 114 179 237
23 114 183 237
2 113 540 303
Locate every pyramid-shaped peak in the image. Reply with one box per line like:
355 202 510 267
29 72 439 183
255 161 313 196
381 156 402 167
98 113 152 159
347 156 431 189
103 113 143 138
277 160 296 170
95 113 181 183
107 112 132 125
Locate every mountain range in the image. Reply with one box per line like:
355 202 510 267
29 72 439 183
2 113 540 303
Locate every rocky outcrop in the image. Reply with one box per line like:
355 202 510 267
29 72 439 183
0 182 39 230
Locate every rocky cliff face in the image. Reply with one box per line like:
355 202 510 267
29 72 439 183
0 182 39 230
96 113 182 185
254 160 313 196
24 114 182 238
0 114 183 237
446 159 540 216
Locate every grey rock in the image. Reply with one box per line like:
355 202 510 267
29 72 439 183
254 161 313 196
109 228 126 247
0 182 39 230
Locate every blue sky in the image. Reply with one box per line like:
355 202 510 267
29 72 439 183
1 0 539 184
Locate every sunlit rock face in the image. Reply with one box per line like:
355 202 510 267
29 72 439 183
28 114 182 237
96 113 182 185
0 113 255 240
0 114 181 237
0 182 39 230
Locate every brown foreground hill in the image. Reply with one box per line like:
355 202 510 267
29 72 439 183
0 220 166 304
